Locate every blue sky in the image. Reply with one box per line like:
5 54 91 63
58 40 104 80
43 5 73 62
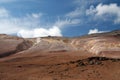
0 0 120 38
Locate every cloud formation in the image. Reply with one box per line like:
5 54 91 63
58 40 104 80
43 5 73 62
54 18 81 27
66 8 83 18
0 7 21 34
0 7 65 38
0 7 9 17
0 7 42 34
17 26 62 38
86 3 120 24
88 28 106 34
0 7 63 38
0 1 119 37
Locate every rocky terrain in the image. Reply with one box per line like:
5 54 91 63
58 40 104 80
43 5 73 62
0 30 120 80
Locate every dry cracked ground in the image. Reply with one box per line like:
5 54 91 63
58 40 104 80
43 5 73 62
0 30 120 80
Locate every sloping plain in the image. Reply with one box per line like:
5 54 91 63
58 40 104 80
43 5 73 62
0 30 120 80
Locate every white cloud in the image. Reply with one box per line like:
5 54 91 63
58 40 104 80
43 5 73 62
0 6 81 38
0 7 68 38
70 19 81 24
0 15 41 34
31 13 42 18
54 19 71 27
96 4 120 16
17 26 62 38
66 8 82 18
0 8 21 34
88 28 106 34
86 5 96 15
73 0 102 5
17 29 34 38
0 19 21 34
86 3 120 24
54 18 81 28
0 7 9 17
0 7 45 35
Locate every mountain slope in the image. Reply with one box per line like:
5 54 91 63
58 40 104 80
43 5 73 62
0 30 120 80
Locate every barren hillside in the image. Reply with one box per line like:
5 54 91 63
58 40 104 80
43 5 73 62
0 30 120 80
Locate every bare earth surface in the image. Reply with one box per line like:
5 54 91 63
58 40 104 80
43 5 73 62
0 30 120 80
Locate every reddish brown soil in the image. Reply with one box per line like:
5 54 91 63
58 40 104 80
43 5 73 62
0 31 120 80
0 51 120 80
